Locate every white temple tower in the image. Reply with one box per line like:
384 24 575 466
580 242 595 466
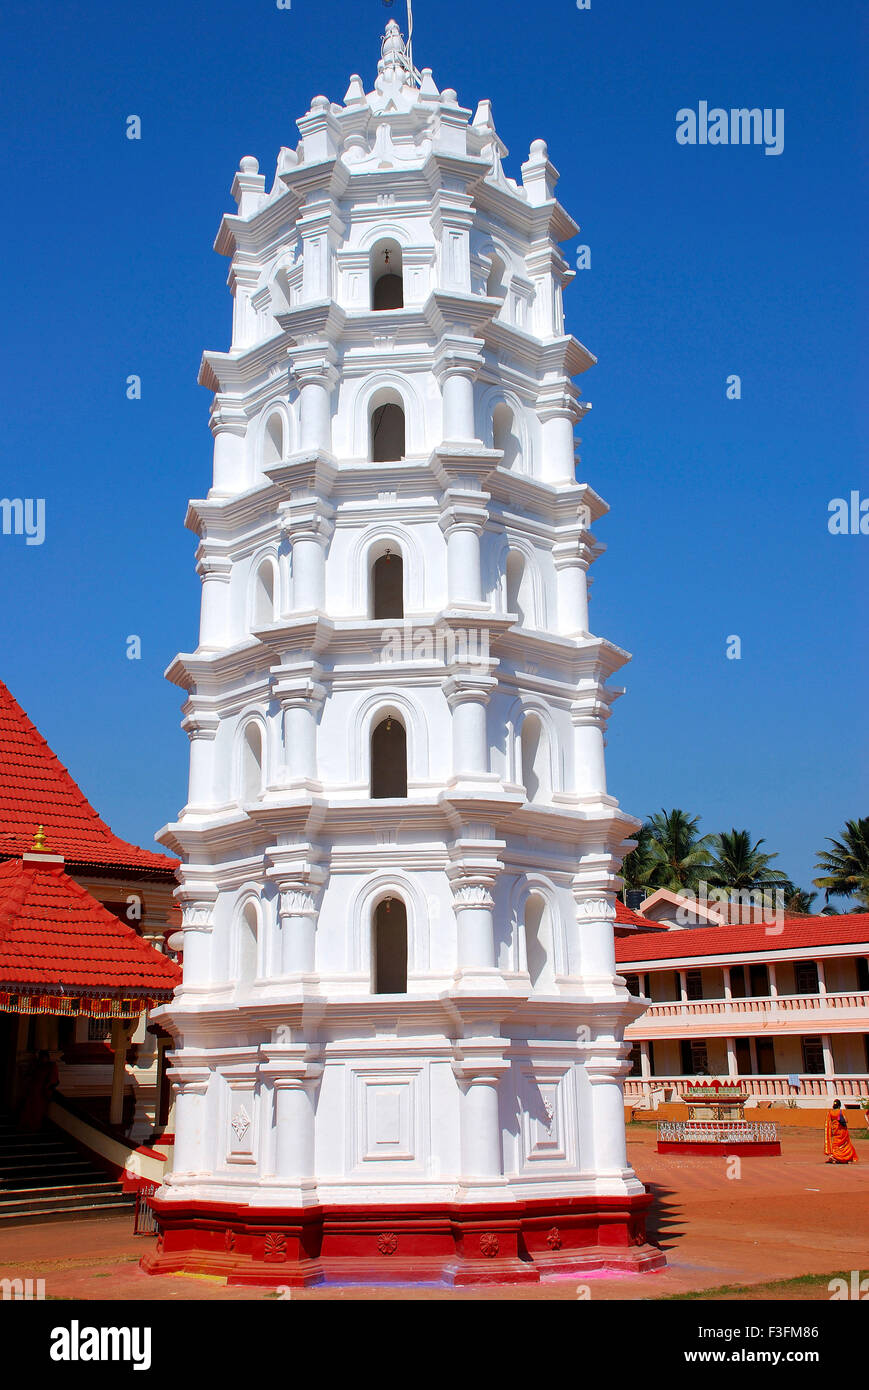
146 20 663 1285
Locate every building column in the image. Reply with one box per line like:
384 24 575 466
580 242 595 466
196 553 232 649
723 966 732 1001
282 503 334 614
678 970 688 1003
553 539 592 636
259 1043 324 1189
275 674 325 788
570 693 611 798
176 894 217 987
726 1036 738 1079
817 960 827 996
536 382 580 485
293 357 337 454
452 1044 509 1189
768 961 778 999
109 1019 132 1129
586 1053 631 1175
276 876 324 976
210 399 248 494
444 671 497 786
748 1037 759 1075
169 1067 210 1175
439 500 489 608
181 711 219 809
822 1034 836 1096
447 840 505 990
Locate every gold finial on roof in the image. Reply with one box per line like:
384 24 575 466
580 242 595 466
31 825 49 853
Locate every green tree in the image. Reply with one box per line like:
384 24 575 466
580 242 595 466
644 809 716 892
707 829 791 893
620 822 656 895
781 885 818 916
813 817 869 910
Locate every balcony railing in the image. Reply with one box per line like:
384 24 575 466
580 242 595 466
624 1074 869 1101
627 989 869 1022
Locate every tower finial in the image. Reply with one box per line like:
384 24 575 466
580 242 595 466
31 824 48 853
379 3 420 87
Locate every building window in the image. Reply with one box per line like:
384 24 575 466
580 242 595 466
730 965 747 998
801 1037 825 1074
680 1039 709 1074
373 897 407 993
371 240 404 310
371 715 407 798
628 1043 642 1076
370 397 406 462
371 549 403 619
748 963 769 997
857 957 869 991
756 1038 776 1074
87 1019 112 1043
795 960 820 995
624 974 640 997
685 969 703 1001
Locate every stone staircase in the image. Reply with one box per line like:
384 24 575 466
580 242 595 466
0 1111 135 1224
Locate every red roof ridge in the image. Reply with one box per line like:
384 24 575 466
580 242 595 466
0 678 177 875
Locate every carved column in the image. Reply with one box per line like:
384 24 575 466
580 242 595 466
553 538 592 636
293 356 338 454
282 501 334 613
196 552 232 649
210 397 248 494
535 381 579 485
181 709 219 809
176 892 218 986
570 691 611 798
439 499 489 607
447 840 505 987
572 886 620 985
444 670 497 783
274 672 326 787
276 874 324 976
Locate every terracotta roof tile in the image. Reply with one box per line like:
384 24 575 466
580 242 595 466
0 679 176 875
0 856 180 995
615 913 869 964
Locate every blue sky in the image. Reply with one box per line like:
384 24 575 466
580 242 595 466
0 0 865 897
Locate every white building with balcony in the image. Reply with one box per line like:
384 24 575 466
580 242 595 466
617 913 869 1108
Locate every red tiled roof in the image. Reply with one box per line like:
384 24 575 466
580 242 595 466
615 913 869 965
0 856 180 995
615 899 666 932
0 680 176 875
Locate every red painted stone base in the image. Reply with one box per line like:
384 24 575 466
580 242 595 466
141 1193 665 1286
657 1141 781 1156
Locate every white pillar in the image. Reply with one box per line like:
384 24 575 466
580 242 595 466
439 503 488 608
182 713 219 808
586 1056 630 1173
284 506 333 614
553 543 591 636
277 680 325 786
571 696 610 798
196 555 231 649
440 371 477 442
723 966 732 1001
272 1066 321 1181
444 673 496 783
170 1068 210 1175
817 960 827 996
726 1036 738 1079
299 379 332 452
278 883 320 976
452 1048 508 1187
768 961 778 999
678 970 688 1003
822 1034 836 1096
211 417 247 494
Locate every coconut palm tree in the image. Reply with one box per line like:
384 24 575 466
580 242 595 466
707 829 791 893
782 885 818 916
813 817 869 909
620 822 657 896
644 809 716 892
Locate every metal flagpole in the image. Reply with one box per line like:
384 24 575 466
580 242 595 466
406 0 414 76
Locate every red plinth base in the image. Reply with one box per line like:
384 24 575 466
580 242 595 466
657 1141 781 1156
141 1193 665 1286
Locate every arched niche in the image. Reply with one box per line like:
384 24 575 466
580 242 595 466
371 713 407 798
370 387 406 462
370 238 404 310
372 895 408 993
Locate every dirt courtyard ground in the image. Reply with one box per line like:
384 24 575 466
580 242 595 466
1 1125 866 1301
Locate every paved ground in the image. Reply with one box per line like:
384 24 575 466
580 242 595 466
0 1126 865 1300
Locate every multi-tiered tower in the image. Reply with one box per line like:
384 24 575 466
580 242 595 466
146 21 662 1286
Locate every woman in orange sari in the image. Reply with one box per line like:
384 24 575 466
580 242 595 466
824 1100 859 1164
